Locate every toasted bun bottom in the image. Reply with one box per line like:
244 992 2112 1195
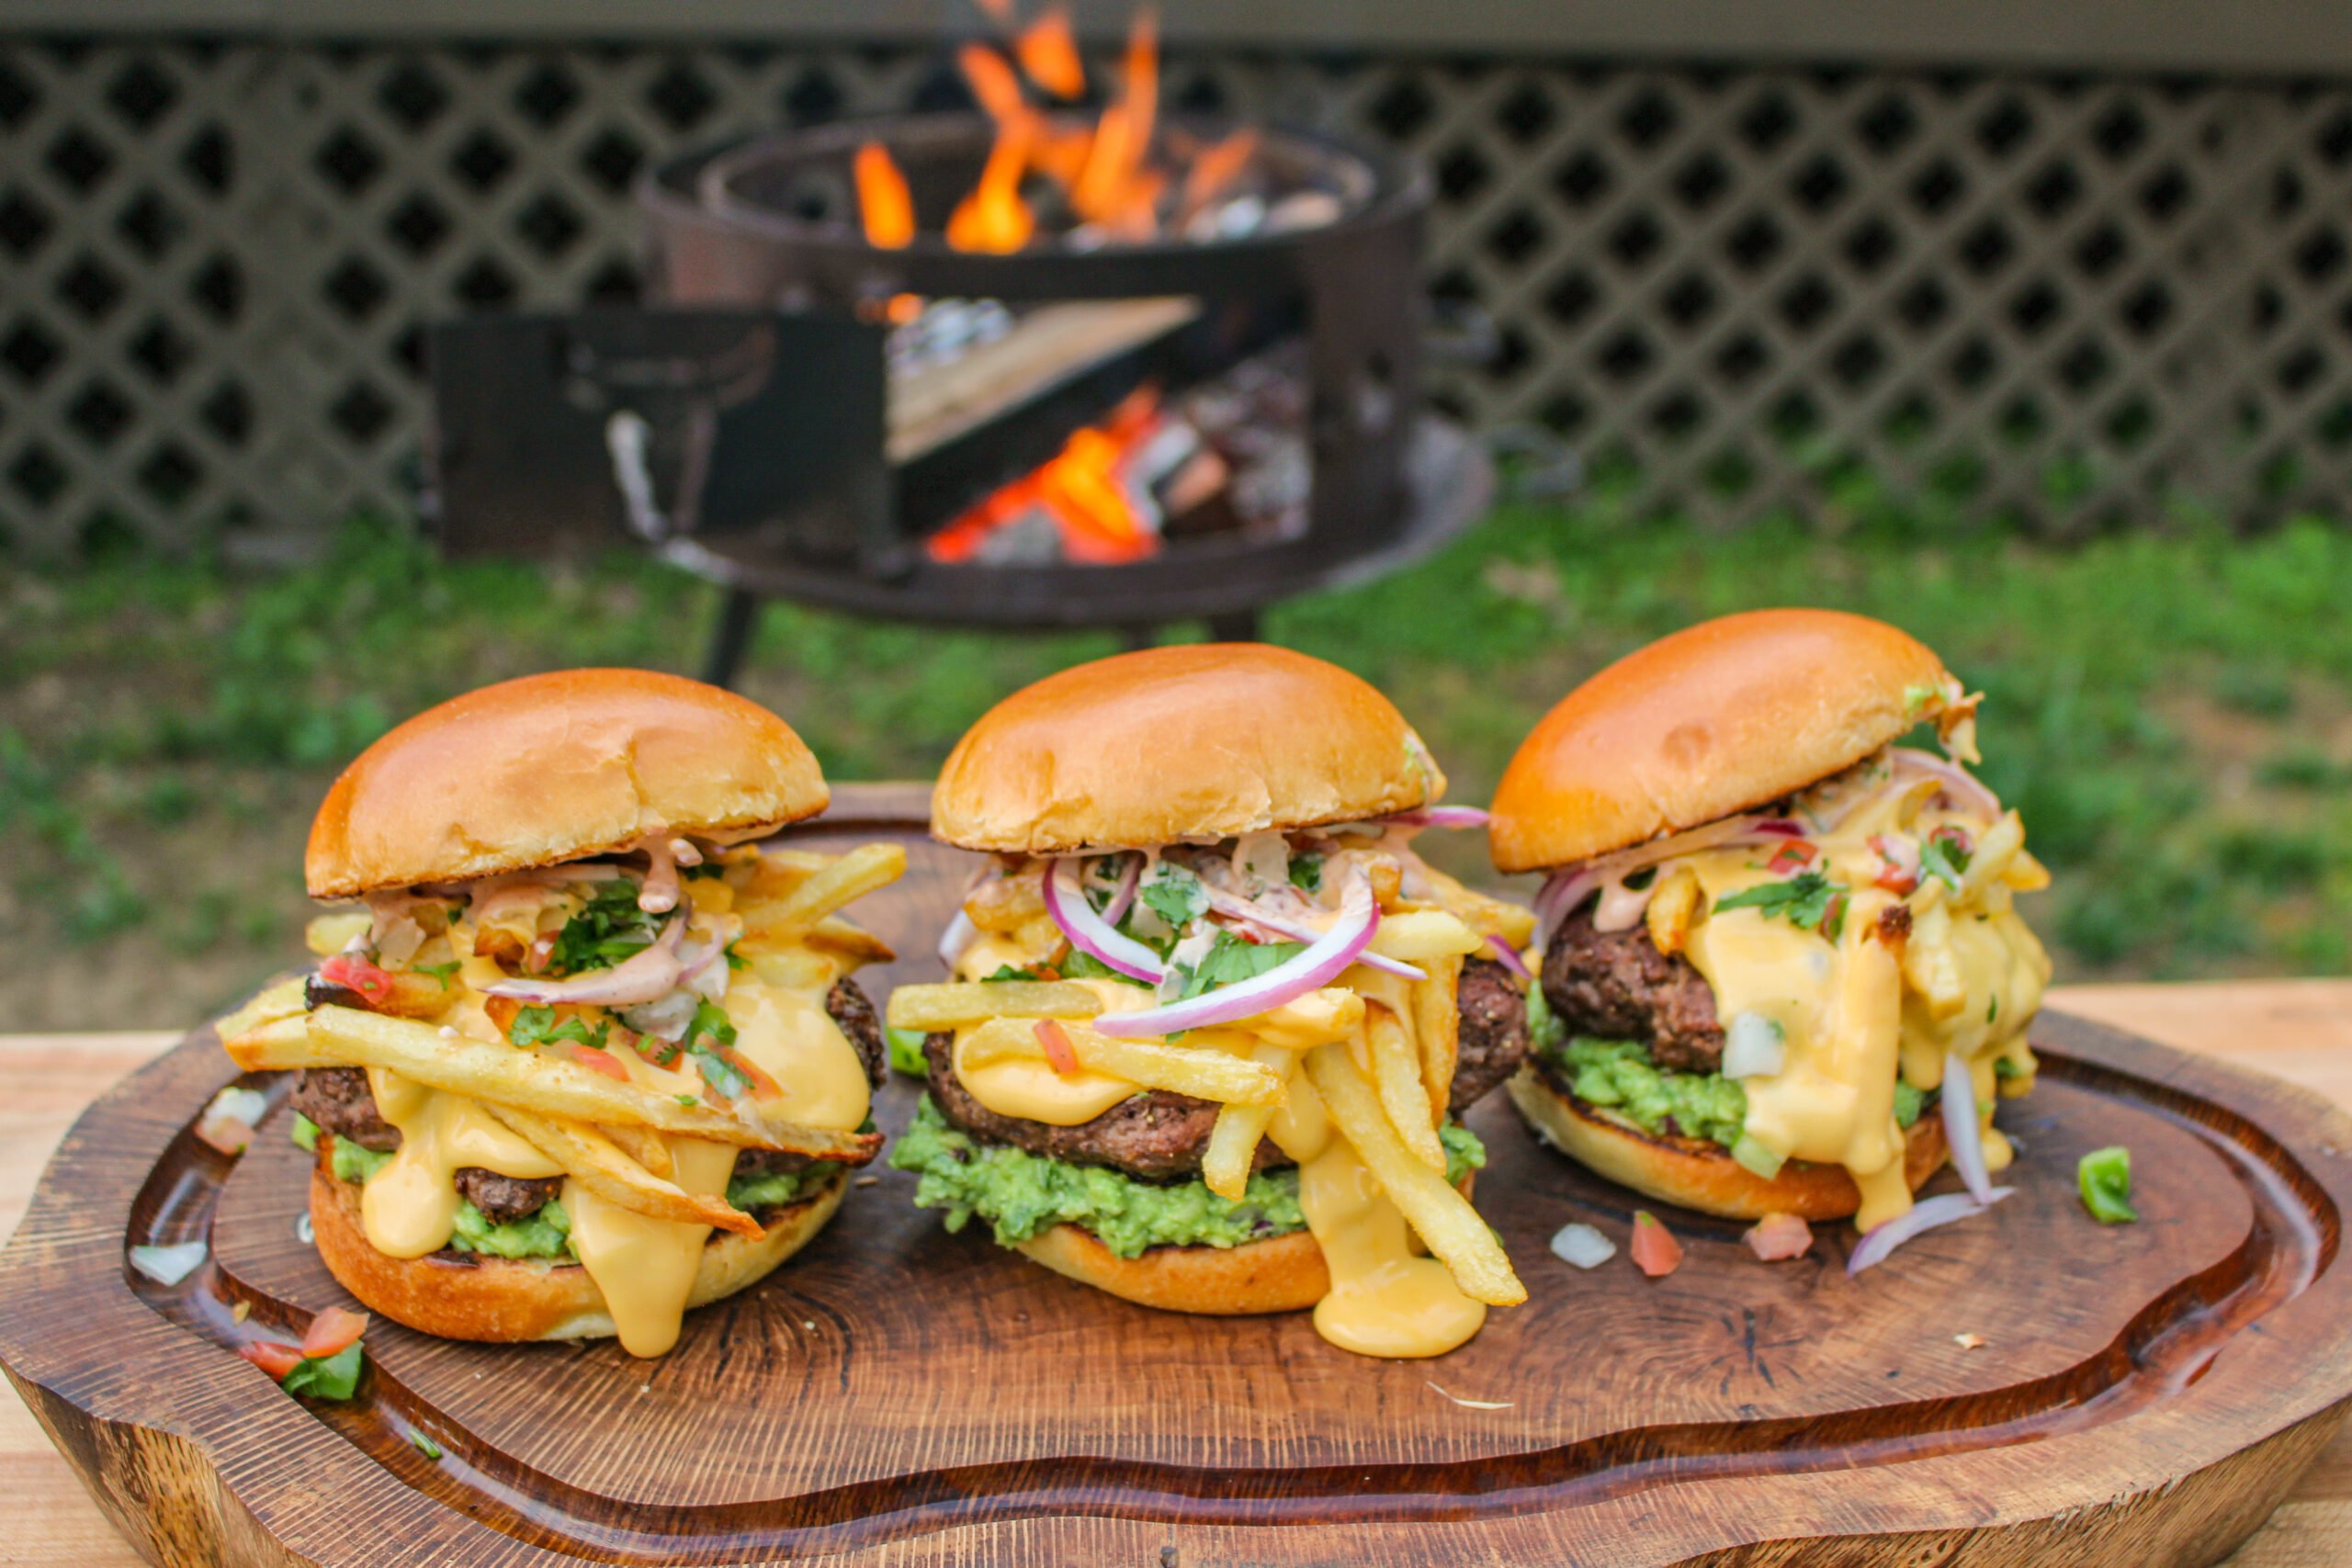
1507 1065 1948 1221
308 1162 845 1343
1010 1174 1477 1316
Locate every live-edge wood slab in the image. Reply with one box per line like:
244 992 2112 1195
4 784 2351 1566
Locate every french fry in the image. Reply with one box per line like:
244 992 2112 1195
303 913 370 957
1243 987 1365 1051
1409 954 1463 1125
602 1123 674 1180
214 976 310 1046
803 915 896 964
1305 1044 1525 1307
484 1107 760 1237
752 843 907 932
958 1018 1285 1105
1363 910 1486 966
886 980 1105 1032
243 1005 771 1147
1901 902 1968 1020
1416 864 1537 947
1365 1007 1446 1172
1200 1044 1288 1201
741 949 839 992
1645 864 1702 956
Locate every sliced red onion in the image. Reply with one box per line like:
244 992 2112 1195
486 916 684 1006
1199 884 1425 981
1385 806 1490 829
1097 853 1141 925
1095 877 1381 1037
938 909 978 970
1847 1187 2014 1276
1891 747 2002 818
1045 858 1165 983
679 935 729 1001
1752 818 1806 838
1940 1051 1995 1204
620 988 699 1043
1532 868 1596 948
129 1240 208 1286
1721 1011 1786 1079
1485 933 1533 981
639 840 682 914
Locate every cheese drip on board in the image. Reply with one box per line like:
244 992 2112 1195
938 827 1532 1357
1586 750 2050 1231
300 837 902 1357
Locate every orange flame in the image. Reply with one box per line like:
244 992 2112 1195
928 388 1163 563
1070 10 1160 233
853 143 915 249
946 117 1036 253
958 41 1030 127
1181 131 1258 223
1016 6 1086 100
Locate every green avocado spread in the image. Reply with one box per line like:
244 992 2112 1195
888 1094 1487 1259
1541 1036 1924 1149
727 1163 837 1212
310 1121 575 1261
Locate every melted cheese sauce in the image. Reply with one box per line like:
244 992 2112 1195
332 849 888 1358
946 853 1518 1359
1668 766 2051 1230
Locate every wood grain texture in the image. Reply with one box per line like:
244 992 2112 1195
5 787 2352 1566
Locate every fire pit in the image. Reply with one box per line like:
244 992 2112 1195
441 10 1492 683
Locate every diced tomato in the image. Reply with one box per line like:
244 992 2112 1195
1630 1212 1683 1278
1929 824 1973 855
567 1044 629 1081
1035 1020 1080 1077
1766 840 1817 875
1743 1213 1815 1261
319 953 394 1000
715 1045 783 1100
300 1306 369 1359
193 1114 253 1157
239 1340 305 1381
1819 892 1850 941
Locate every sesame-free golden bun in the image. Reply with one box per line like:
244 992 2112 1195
305 669 828 898
1507 1065 1949 1222
1012 1175 1476 1314
931 644 1446 854
1488 609 1959 874
307 1156 846 1344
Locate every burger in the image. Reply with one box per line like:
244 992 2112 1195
216 669 901 1357
886 644 1530 1358
1487 610 2052 1241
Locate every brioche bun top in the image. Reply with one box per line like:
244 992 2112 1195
1488 609 1959 873
306 669 827 897
931 644 1445 853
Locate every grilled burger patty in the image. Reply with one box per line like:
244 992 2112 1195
923 956 1532 1183
1540 905 1724 1073
290 976 891 1196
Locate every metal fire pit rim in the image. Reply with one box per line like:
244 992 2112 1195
650 412 1491 632
638 112 1429 273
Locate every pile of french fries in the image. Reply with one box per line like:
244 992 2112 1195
883 861 1531 1311
217 841 903 1245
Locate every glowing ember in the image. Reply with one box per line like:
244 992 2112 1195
853 144 914 249
928 388 1162 564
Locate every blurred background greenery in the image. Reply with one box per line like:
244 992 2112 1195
9 481 2352 1029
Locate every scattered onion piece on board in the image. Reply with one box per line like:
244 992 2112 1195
1954 1332 1989 1350
1630 1212 1683 1278
128 1241 208 1287
1743 1213 1814 1261
1549 1222 1616 1269
1426 1382 1513 1409
1847 1188 2015 1276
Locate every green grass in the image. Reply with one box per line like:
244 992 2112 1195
7 501 2352 1028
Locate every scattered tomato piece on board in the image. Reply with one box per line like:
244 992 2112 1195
1630 1212 1683 1278
1743 1212 1814 1261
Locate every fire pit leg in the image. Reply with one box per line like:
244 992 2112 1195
701 587 763 690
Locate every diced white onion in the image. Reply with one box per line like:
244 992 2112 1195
128 1241 208 1286
1722 1011 1786 1079
1550 1222 1617 1269
205 1086 269 1128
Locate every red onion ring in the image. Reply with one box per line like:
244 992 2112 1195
1198 885 1426 981
1093 875 1381 1037
1044 859 1166 983
1939 1051 1995 1204
1485 933 1533 981
486 916 685 1006
1890 747 2002 818
937 909 978 970
1384 806 1490 829
1846 1187 2013 1275
1098 853 1141 925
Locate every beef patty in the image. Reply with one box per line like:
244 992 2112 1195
924 956 1531 1183
291 976 893 1202
1539 905 1724 1072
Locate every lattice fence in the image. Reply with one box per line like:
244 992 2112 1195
3 36 2349 558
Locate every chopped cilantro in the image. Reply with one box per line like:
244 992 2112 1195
1170 931 1306 1000
409 1431 443 1461
413 960 461 990
1920 831 1973 892
1714 870 1846 933
547 879 664 975
694 1047 750 1100
1288 853 1324 893
724 939 746 972
684 861 727 881
2078 1145 2137 1224
1987 994 2000 1023
983 964 1043 982
1902 681 1940 717
506 1005 609 1051
1138 861 1208 929
685 999 748 1099
279 1341 365 1401
1057 950 1130 983
674 1092 701 1108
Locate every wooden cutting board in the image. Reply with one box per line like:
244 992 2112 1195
5 784 2351 1567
